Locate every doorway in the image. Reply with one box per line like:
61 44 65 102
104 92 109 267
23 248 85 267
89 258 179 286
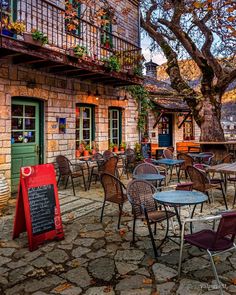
11 98 44 192
158 114 173 147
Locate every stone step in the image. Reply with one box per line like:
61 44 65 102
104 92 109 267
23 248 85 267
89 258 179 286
59 196 78 206
62 201 104 223
60 198 94 215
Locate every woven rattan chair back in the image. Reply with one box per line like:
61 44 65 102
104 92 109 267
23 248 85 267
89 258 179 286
56 155 71 176
103 150 114 160
177 153 194 169
102 156 118 175
125 148 136 164
101 173 126 204
222 153 234 163
186 165 208 193
163 149 173 159
127 179 157 217
133 163 159 176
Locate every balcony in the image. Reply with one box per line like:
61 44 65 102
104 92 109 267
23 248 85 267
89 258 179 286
0 0 143 86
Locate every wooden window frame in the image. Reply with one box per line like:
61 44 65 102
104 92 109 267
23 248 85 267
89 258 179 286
108 108 122 146
183 115 194 141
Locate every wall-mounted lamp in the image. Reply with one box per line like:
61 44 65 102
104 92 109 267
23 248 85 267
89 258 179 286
95 87 100 100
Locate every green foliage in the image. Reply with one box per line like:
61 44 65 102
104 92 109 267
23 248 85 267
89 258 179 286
103 55 121 72
120 142 126 149
31 29 48 45
73 45 88 57
134 142 144 161
127 85 155 132
133 64 143 77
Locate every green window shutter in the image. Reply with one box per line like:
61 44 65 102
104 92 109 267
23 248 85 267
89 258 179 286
66 0 81 36
101 13 113 49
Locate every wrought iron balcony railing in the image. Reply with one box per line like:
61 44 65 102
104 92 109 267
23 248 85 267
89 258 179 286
0 0 142 75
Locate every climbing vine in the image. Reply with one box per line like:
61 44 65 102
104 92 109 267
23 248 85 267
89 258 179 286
126 85 155 135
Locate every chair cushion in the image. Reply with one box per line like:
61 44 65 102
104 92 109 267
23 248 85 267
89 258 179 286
138 210 175 222
185 229 234 251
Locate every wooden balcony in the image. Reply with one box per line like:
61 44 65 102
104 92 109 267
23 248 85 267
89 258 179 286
0 0 143 87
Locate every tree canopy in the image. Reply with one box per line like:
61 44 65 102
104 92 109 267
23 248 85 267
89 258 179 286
141 0 236 141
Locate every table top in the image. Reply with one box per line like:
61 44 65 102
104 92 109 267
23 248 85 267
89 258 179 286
133 173 165 181
154 159 184 166
188 153 211 159
206 162 236 174
153 190 208 206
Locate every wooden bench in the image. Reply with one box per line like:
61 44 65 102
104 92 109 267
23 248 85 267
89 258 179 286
176 142 200 153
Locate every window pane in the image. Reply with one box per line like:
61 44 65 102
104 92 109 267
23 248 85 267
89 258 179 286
83 130 90 140
12 118 23 130
12 132 24 143
12 105 23 117
25 118 35 130
83 119 90 128
112 111 118 119
24 131 35 143
113 130 118 138
25 106 35 117
112 120 118 128
76 130 80 138
83 108 90 119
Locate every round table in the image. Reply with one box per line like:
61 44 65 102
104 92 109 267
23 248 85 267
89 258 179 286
153 190 208 230
133 173 165 182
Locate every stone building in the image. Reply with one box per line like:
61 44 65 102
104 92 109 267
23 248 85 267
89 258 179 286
144 60 200 152
0 0 142 191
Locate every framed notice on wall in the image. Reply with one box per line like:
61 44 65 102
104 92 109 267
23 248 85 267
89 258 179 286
13 164 64 251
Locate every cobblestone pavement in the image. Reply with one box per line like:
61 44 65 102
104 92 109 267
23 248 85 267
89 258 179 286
1 178 236 295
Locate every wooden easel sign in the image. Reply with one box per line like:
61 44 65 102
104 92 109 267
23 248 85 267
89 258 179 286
13 164 64 251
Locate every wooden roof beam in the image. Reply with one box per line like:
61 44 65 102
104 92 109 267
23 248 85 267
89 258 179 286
153 110 165 129
177 111 192 129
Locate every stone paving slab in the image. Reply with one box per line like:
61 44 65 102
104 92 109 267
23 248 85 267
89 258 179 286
1 181 236 294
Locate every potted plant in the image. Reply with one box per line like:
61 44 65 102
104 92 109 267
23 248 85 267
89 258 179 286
91 140 99 155
103 55 121 72
69 45 88 58
23 29 48 46
83 145 91 156
109 142 114 152
113 144 119 153
1 18 25 37
120 142 126 152
76 150 81 158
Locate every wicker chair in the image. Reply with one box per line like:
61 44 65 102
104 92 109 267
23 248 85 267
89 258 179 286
186 166 227 209
100 173 127 228
178 212 236 294
133 163 163 187
127 180 176 258
144 158 168 185
103 150 114 160
56 155 87 196
163 148 174 159
88 156 118 190
177 153 194 179
221 153 234 163
124 148 136 179
199 152 215 165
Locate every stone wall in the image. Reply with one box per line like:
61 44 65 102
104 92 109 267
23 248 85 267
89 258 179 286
0 62 139 187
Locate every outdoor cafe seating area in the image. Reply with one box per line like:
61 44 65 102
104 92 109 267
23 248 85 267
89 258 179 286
54 146 236 294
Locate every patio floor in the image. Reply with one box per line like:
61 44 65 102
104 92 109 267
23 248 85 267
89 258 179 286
0 177 236 295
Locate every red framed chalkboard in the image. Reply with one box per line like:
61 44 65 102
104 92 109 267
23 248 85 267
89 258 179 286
13 164 64 251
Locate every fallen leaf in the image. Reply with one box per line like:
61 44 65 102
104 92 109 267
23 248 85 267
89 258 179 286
147 258 155 266
231 277 236 285
143 278 152 284
119 228 126 236
103 286 112 293
53 283 72 293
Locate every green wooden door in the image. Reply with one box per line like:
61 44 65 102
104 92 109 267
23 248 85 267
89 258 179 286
11 99 40 192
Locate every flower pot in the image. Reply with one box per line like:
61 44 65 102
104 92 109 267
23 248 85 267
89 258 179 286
120 147 125 152
83 150 89 156
92 149 97 155
113 147 118 153
23 33 43 46
2 28 14 37
0 174 10 211
76 150 81 158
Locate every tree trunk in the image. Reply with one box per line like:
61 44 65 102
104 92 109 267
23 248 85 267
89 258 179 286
193 96 225 142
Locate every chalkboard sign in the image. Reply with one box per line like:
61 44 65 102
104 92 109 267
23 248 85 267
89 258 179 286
28 184 56 235
13 164 64 251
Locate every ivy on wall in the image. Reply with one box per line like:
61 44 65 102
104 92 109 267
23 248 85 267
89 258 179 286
127 85 155 134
